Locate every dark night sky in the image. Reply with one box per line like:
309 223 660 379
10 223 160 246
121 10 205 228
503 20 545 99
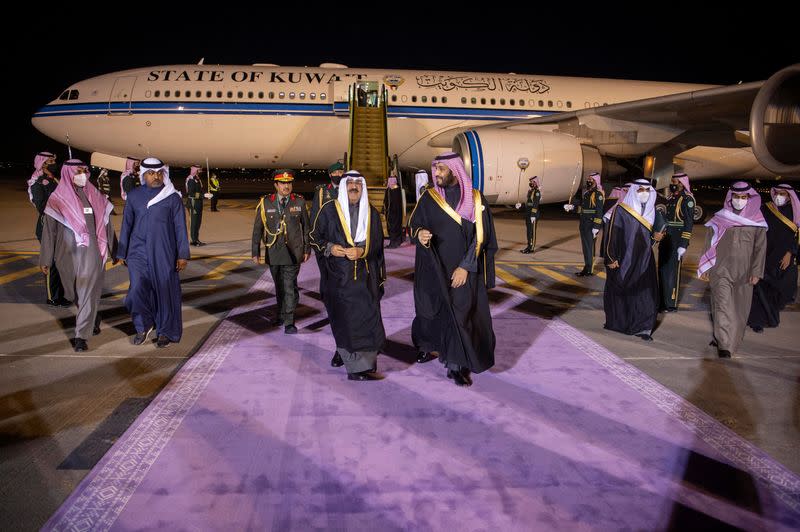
2 6 797 165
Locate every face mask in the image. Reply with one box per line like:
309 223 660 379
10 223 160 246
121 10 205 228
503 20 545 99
669 184 679 192
73 173 87 187
637 191 650 203
46 164 58 174
775 195 788 207
731 198 748 211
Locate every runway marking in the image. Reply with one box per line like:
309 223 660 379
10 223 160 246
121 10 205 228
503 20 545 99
533 266 583 287
0 353 188 360
0 255 28 266
497 260 584 266
0 265 42 285
109 280 130 300
195 255 251 261
201 260 246 280
495 267 542 296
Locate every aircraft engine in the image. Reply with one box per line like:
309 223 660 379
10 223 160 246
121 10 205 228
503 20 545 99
452 129 603 204
750 63 800 177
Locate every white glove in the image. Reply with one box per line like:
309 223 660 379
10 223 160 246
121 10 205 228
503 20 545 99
677 247 686 260
563 204 575 212
592 228 599 238
515 202 522 210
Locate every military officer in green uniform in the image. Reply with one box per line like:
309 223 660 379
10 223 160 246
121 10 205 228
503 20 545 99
185 165 205 246
658 173 695 312
518 175 541 254
310 161 344 225
565 172 605 276
209 172 221 212
252 170 311 334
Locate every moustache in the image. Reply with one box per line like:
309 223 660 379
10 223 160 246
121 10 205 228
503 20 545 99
348 188 360 193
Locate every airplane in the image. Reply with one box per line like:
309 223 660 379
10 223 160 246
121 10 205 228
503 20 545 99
32 62 800 220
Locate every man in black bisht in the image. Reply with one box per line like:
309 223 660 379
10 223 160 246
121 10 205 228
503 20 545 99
409 152 497 387
310 171 386 381
748 184 799 331
602 178 665 341
384 172 404 248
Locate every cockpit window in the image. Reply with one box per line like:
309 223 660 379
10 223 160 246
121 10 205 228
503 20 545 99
68 90 79 100
59 91 70 101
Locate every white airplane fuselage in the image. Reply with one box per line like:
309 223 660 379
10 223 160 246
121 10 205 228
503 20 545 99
32 64 773 204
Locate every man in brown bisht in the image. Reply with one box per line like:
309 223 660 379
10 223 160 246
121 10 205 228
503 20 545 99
39 159 117 352
409 152 497 387
698 182 767 358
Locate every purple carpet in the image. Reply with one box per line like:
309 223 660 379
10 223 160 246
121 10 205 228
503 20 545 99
45 245 800 531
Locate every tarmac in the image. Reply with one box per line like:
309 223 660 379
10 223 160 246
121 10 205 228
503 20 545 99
0 180 797 530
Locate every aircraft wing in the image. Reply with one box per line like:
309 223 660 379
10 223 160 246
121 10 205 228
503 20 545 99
498 81 761 134
490 63 800 177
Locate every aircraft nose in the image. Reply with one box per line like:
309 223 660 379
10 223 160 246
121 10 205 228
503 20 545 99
31 105 66 142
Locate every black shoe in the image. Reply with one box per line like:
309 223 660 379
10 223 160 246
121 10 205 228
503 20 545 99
331 352 344 367
520 246 533 254
664 307 677 313
636 333 653 342
751 325 764 333
56 298 73 308
347 371 384 381
133 326 155 345
576 269 590 277
447 369 473 387
47 298 58 307
73 338 88 352
195 241 206 246
155 335 171 348
718 349 731 359
284 324 298 334
93 325 101 336
416 351 437 364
